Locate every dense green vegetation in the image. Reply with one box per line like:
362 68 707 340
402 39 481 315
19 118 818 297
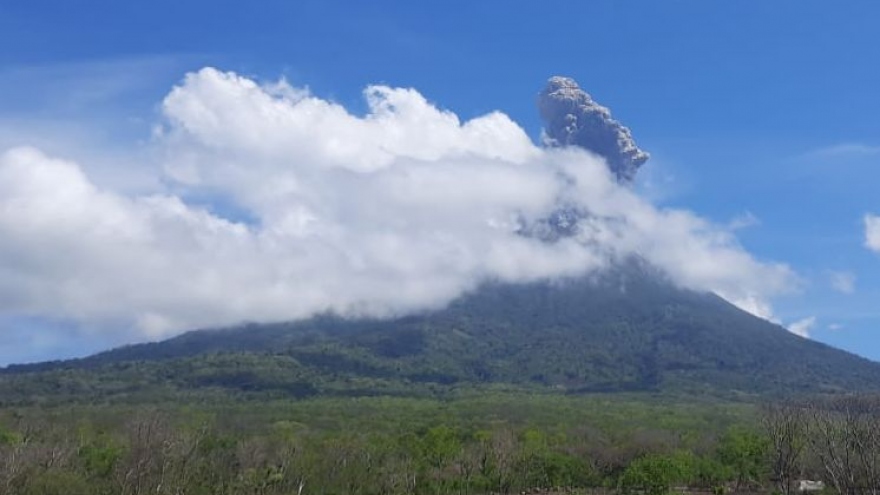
0 393 761 495
3 393 879 494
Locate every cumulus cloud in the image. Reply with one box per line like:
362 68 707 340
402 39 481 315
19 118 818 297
788 317 816 339
0 68 796 343
828 270 856 294
865 214 880 253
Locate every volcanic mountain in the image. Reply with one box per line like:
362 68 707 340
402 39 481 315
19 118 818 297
2 78 877 405
3 260 880 405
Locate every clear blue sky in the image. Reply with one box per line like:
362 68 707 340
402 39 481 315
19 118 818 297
1 0 878 363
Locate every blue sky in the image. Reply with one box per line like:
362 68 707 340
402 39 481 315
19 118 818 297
1 0 879 363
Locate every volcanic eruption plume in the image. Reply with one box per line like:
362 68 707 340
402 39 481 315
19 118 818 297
538 76 649 182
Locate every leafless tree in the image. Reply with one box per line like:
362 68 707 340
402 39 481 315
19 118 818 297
114 412 178 495
761 400 807 495
847 396 880 495
803 395 880 495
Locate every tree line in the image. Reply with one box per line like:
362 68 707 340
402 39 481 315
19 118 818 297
2 394 880 494
0 410 761 495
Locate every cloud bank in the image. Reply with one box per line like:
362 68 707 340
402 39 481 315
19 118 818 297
0 68 795 343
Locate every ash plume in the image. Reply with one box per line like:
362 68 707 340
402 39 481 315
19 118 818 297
538 76 649 182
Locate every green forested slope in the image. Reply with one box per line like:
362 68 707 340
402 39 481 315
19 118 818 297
3 265 879 404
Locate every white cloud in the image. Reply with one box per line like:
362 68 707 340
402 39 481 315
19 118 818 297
0 67 798 345
806 143 880 159
727 211 760 231
866 214 880 253
0 56 189 116
828 323 844 331
788 317 816 339
828 270 856 294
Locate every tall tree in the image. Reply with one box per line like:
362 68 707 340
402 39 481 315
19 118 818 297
761 401 807 495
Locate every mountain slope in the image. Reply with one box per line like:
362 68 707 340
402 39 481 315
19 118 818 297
4 263 879 404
